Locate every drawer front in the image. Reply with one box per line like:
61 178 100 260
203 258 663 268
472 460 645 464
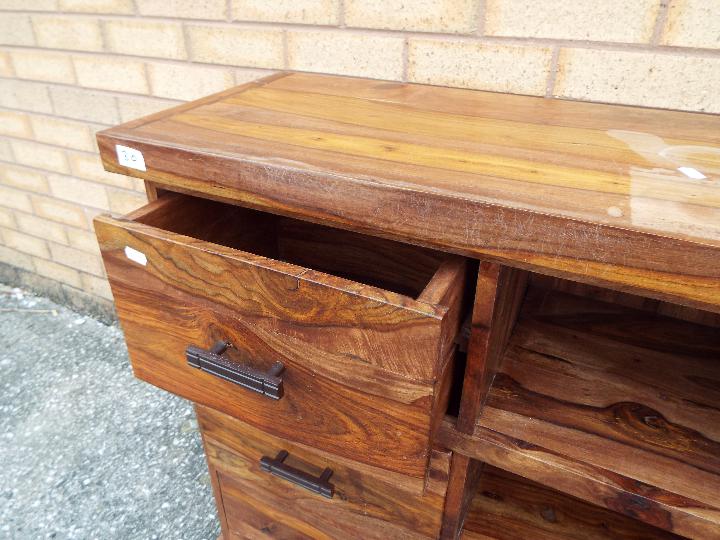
94 194 465 478
199 406 450 540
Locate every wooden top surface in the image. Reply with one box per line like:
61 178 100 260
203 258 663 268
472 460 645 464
97 72 720 312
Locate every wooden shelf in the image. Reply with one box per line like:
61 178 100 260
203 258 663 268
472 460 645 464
441 286 720 539
462 465 682 539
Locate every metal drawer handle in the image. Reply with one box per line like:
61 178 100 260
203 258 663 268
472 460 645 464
186 341 284 400
260 450 335 498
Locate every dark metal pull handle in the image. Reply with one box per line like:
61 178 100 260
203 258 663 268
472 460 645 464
260 450 334 498
186 341 284 400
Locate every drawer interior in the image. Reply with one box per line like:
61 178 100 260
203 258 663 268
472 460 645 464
133 192 447 299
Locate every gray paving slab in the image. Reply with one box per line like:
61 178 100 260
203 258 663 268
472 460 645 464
0 285 220 540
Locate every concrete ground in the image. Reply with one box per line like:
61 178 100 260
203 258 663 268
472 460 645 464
0 284 220 540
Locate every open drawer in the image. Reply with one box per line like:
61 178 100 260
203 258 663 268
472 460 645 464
94 192 466 480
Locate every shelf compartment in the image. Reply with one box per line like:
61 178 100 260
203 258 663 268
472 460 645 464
462 465 682 539
441 286 720 539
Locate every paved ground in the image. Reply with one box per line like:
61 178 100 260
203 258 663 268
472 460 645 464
0 284 220 540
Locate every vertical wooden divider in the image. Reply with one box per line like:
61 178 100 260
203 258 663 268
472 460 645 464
439 262 528 539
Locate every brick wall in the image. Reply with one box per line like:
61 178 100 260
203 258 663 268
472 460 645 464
1 0 719 318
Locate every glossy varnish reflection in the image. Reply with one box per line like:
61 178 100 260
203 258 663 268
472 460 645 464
97 72 720 312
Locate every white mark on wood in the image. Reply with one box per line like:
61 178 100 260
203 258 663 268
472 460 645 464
124 246 147 266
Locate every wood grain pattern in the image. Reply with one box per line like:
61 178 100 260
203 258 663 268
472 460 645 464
531 273 720 328
95 193 465 479
197 404 448 497
96 72 720 312
461 465 683 540
456 263 527 433
439 264 526 540
198 406 450 539
97 193 463 382
440 286 720 538
439 454 484 540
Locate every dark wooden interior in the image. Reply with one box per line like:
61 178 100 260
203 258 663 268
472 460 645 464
134 192 446 299
440 278 720 539
462 466 683 539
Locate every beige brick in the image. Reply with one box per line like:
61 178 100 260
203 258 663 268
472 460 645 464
187 25 284 68
80 272 112 300
16 213 68 244
132 178 147 193
47 174 109 209
555 48 720 113
0 186 33 212
0 0 56 8
32 195 87 228
0 208 14 229
2 228 50 258
0 111 32 138
0 14 34 46
50 86 119 124
346 0 478 33
147 62 235 101
1 164 49 193
104 20 187 60
662 0 720 49
0 51 13 77
33 15 104 52
485 0 660 43
0 245 34 271
67 151 133 189
233 0 339 25
74 56 149 94
408 39 552 95
59 0 134 13
50 243 104 275
107 188 147 214
116 94 182 123
10 50 76 84
0 79 53 114
235 69 274 85
0 140 12 162
10 140 70 174
34 258 83 288
30 116 96 152
288 30 404 79
138 0 227 19
67 226 98 252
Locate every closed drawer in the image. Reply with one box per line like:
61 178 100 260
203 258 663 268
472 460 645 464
198 405 450 539
94 192 466 479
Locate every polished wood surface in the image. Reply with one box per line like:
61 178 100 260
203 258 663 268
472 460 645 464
95 193 465 479
461 466 682 540
97 72 720 312
440 263 528 539
456 263 527 434
439 285 720 538
439 454 483 540
198 405 450 539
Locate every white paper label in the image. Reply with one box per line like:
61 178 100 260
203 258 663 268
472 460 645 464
677 166 707 180
116 144 146 171
124 246 147 266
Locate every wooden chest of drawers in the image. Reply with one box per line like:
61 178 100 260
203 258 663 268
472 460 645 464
94 72 720 539
96 191 465 482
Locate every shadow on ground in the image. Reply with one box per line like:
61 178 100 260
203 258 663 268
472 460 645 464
0 284 220 540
